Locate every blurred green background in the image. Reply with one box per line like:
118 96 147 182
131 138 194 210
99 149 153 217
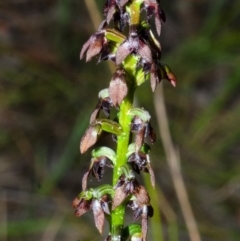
0 0 240 241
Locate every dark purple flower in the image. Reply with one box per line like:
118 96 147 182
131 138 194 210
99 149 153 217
73 189 112 234
80 21 107 62
104 0 129 25
127 185 153 241
130 116 156 151
90 92 113 124
116 29 152 65
80 123 102 154
142 0 166 36
109 68 128 106
140 57 177 91
112 165 140 209
82 156 113 190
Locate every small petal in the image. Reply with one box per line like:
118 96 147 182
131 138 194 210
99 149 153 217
90 89 113 123
92 199 105 234
73 198 92 217
80 124 102 154
116 40 131 65
80 40 91 60
154 12 162 36
147 161 155 187
92 156 110 181
162 64 177 87
167 72 177 87
100 194 111 214
105 2 116 23
80 32 106 62
146 122 156 144
72 197 80 209
119 0 129 7
86 34 105 62
112 185 127 209
138 41 152 63
133 185 150 206
150 63 159 92
90 102 102 124
82 171 90 191
133 206 143 220
109 68 128 106
135 126 146 152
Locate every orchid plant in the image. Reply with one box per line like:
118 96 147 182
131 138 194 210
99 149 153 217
73 1 176 241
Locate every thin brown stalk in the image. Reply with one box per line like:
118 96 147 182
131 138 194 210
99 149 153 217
154 84 201 241
41 213 64 241
0 190 7 241
83 0 101 30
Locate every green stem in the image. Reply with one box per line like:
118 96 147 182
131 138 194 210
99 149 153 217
111 87 134 240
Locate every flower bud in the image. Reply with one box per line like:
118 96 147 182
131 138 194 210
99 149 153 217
109 68 128 106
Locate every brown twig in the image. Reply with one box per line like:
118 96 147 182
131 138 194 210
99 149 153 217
41 212 64 241
154 84 201 241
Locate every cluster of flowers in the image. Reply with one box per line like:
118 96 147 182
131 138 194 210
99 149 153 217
73 1 176 241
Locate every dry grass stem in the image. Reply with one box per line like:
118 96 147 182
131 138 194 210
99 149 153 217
154 84 201 241
41 213 64 241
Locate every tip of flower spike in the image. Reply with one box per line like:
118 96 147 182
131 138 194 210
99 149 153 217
170 79 176 87
162 64 177 87
167 72 177 87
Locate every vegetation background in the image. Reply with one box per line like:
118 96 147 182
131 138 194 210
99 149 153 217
0 0 240 241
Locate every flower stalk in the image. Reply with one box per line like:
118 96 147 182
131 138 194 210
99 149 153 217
111 88 134 239
73 1 176 241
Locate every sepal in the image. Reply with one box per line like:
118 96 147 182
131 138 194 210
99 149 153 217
127 185 153 241
72 185 114 234
161 64 177 87
112 164 139 209
142 0 166 36
127 143 155 187
90 88 113 123
80 123 102 154
109 68 128 106
127 108 156 151
80 21 107 61
82 147 116 190
80 119 122 154
103 0 129 24
115 29 152 65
